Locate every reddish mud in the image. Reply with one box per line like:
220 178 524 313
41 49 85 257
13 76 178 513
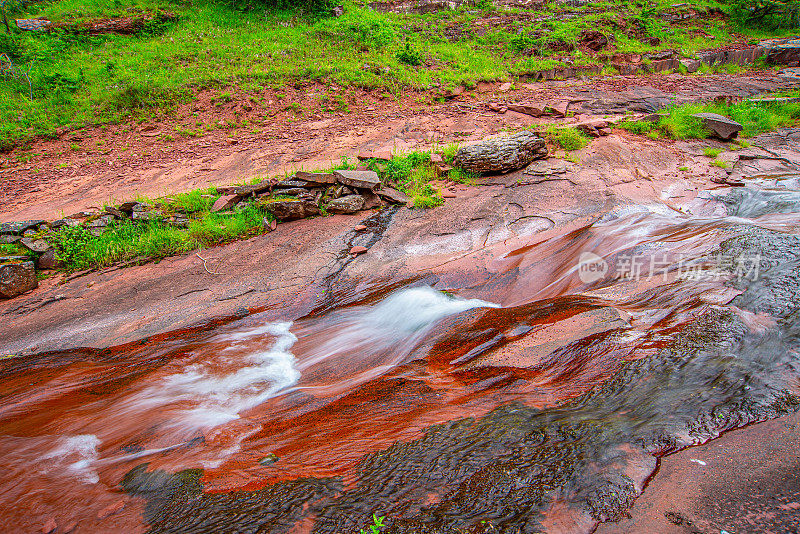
1 71 793 222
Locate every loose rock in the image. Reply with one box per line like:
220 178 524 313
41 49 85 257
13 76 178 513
507 102 546 117
333 170 381 190
0 220 44 236
36 249 61 270
692 113 743 140
20 238 51 253
0 261 38 298
326 195 366 214
376 187 410 204
453 131 547 174
679 58 701 73
263 200 320 221
350 246 368 255
211 194 241 212
296 171 337 185
234 182 272 196
361 189 382 209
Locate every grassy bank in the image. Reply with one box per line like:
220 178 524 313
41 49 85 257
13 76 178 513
1 150 468 271
618 91 800 139
1 0 795 148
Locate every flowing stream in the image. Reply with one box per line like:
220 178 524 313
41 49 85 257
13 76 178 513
2 183 800 533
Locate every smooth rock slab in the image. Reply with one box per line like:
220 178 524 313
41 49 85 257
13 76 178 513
333 170 381 190
263 200 320 221
0 261 37 298
326 195 365 214
693 113 743 140
453 131 547 174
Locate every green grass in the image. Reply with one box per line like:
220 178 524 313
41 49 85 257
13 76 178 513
703 147 723 158
380 151 443 208
619 97 800 140
0 243 35 259
711 158 729 168
659 99 800 139
545 126 591 151
49 203 271 271
36 148 469 270
1 0 794 148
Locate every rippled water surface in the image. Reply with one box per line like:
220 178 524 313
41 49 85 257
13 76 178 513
3 184 800 533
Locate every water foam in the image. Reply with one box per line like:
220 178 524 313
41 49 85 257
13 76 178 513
40 434 101 484
297 286 499 375
134 321 299 428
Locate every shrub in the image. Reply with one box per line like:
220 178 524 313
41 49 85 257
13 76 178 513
728 0 800 30
545 126 590 151
396 40 423 66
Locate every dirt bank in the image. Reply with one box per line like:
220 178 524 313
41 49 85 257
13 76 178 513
2 71 794 223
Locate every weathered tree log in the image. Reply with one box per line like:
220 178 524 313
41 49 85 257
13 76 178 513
453 131 547 174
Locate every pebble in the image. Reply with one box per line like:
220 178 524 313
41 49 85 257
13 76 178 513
354 224 367 231
350 246 368 255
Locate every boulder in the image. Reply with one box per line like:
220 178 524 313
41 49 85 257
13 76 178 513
36 249 61 270
679 58 701 73
0 220 44 236
376 187 410 204
0 235 20 244
692 113 743 140
0 261 37 298
263 200 320 221
326 195 365 214
333 170 381 190
764 38 800 66
211 194 241 212
452 131 547 174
